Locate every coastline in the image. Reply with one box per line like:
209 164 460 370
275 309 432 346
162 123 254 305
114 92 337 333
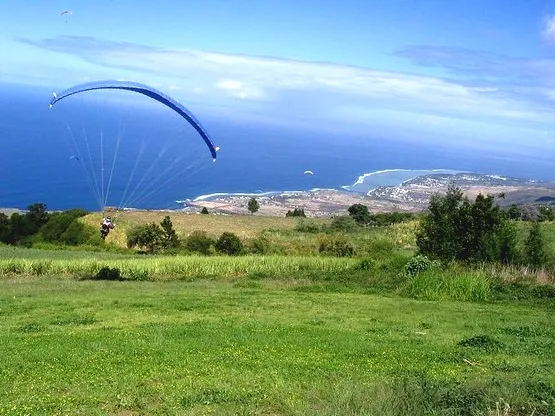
182 172 555 217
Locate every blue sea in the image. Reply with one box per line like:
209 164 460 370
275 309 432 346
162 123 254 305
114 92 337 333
1 82 555 211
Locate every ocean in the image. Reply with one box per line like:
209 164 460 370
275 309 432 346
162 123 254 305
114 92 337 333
1 83 554 211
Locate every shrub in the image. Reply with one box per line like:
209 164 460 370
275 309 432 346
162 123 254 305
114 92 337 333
127 223 164 253
40 208 89 244
286 208 306 217
356 258 375 271
215 232 243 255
185 231 214 255
523 221 545 268
59 221 95 246
249 235 271 254
200 207 209 214
319 236 355 257
330 215 358 232
403 255 442 278
294 219 320 233
94 266 122 281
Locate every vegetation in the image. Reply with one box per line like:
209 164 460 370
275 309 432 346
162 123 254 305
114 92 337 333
126 222 164 253
524 221 546 268
416 185 518 263
215 231 244 255
1 270 554 415
159 215 180 249
184 230 215 255
247 197 260 215
2 194 555 414
286 208 306 217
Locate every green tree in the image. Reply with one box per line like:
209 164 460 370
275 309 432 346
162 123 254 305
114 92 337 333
416 185 516 263
185 231 214 255
26 203 49 234
7 212 33 245
0 213 9 243
538 205 555 222
347 204 371 225
215 232 243 255
127 223 164 253
247 198 259 215
506 204 521 220
160 216 180 249
286 208 306 217
524 221 545 268
40 209 89 244
416 185 464 261
200 207 209 215
59 221 94 246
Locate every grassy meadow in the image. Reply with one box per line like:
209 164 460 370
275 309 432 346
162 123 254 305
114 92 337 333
1 212 555 415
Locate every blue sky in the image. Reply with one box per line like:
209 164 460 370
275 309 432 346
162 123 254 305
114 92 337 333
3 0 555 154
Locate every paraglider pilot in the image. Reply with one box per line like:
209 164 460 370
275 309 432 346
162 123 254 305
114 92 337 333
100 216 115 240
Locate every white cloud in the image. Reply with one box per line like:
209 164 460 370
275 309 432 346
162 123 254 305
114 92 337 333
544 15 555 43
215 79 265 99
13 36 555 131
69 46 554 123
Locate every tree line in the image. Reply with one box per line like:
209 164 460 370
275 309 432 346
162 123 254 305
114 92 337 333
0 203 96 247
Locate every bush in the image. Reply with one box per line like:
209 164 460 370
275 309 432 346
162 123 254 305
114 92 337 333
294 219 320 233
185 231 214 255
523 221 545 268
59 221 95 246
200 207 209 214
249 235 271 254
319 236 355 257
403 255 442 278
127 223 164 253
40 209 89 244
215 232 243 255
330 215 358 232
94 267 122 281
286 208 306 217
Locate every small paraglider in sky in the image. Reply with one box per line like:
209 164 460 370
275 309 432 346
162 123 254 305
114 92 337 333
60 10 73 23
69 155 80 162
304 170 314 175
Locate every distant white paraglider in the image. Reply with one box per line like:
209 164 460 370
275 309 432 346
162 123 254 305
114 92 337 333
304 170 314 175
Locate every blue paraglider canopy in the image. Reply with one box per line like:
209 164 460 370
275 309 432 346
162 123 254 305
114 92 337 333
50 80 219 160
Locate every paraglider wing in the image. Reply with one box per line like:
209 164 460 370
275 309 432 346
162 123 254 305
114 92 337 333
60 10 72 16
49 80 219 160
304 170 314 175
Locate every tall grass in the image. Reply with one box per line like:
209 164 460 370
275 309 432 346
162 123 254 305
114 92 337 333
402 268 491 301
0 255 358 279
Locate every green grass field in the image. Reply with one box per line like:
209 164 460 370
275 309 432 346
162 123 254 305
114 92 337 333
1 214 555 415
1 276 554 415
